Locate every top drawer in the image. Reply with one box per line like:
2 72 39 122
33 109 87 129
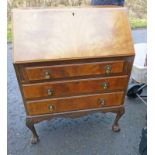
22 61 125 82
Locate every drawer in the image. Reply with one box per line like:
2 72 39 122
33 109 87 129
22 75 128 100
26 91 125 116
23 61 124 81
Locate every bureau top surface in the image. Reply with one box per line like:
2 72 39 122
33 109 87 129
12 6 134 63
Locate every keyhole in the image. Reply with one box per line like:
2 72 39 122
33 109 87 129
72 12 75 16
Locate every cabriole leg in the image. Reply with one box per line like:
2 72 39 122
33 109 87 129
112 107 125 132
26 118 39 144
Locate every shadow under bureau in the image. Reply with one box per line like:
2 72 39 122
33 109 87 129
12 6 135 144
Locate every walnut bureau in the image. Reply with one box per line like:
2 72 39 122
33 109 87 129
12 6 135 144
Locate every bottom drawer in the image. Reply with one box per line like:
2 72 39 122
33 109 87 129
26 91 124 116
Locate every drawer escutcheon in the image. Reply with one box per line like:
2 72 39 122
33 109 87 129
98 98 105 106
101 82 109 89
105 65 112 75
48 105 55 112
44 70 51 79
47 88 54 96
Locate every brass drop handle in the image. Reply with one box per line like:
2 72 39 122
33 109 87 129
98 98 105 106
105 65 111 75
101 82 109 89
47 88 54 96
44 71 51 79
48 105 55 112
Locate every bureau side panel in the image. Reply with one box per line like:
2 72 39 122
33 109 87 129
13 64 29 115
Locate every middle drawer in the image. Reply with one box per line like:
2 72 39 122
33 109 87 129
22 75 128 100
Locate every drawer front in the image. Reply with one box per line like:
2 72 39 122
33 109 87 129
26 91 124 116
22 75 128 100
23 61 124 81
